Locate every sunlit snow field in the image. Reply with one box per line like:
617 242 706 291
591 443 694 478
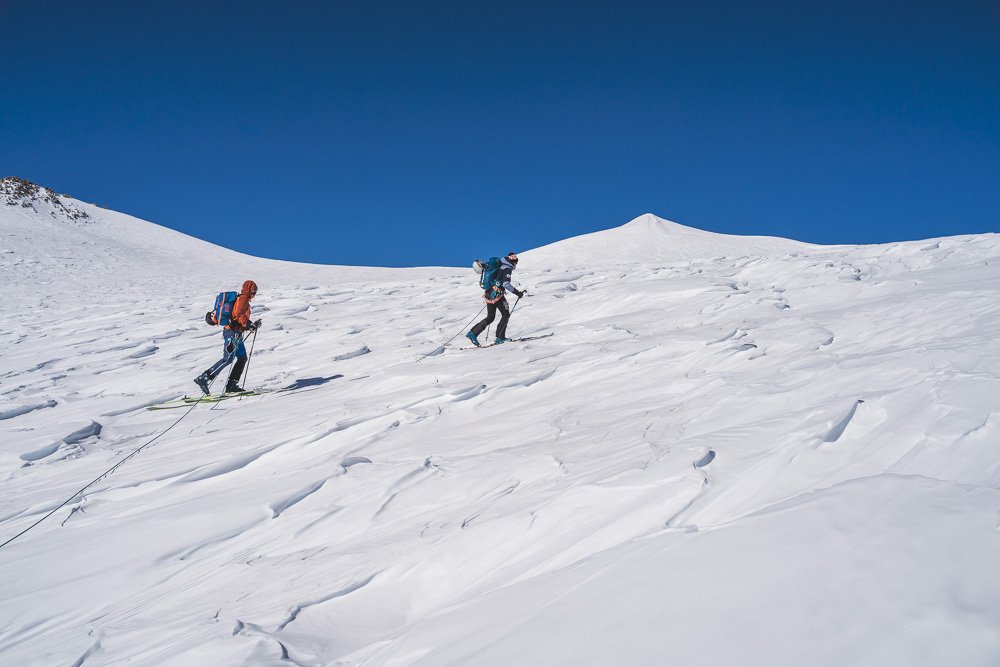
2 184 999 666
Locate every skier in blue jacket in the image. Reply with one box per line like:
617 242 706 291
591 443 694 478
467 252 526 346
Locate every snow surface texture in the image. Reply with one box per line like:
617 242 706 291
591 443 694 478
2 179 1000 666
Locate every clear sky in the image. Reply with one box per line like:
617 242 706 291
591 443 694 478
1 0 997 267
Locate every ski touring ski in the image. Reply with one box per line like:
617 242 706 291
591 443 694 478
464 333 554 350
149 375 347 410
147 389 270 410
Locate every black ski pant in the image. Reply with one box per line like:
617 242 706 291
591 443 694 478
471 297 510 339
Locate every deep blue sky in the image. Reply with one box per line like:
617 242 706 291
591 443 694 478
1 1 997 266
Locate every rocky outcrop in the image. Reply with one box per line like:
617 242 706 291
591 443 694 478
1 176 90 222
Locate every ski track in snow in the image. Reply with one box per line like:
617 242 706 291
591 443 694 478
2 200 1000 666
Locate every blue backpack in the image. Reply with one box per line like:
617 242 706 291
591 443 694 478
477 257 503 290
206 291 238 326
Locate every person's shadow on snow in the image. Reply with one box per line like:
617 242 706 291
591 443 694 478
281 375 344 391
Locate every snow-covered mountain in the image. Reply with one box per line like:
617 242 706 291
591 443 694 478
2 177 999 666
523 212 811 265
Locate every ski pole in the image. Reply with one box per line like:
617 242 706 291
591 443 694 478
237 327 258 401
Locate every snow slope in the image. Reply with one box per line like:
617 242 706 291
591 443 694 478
2 178 999 666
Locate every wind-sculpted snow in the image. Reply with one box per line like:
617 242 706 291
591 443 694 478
1 200 1000 666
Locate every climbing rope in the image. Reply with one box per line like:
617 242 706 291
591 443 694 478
415 304 486 362
0 399 203 550
0 355 237 552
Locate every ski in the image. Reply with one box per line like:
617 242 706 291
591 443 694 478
511 333 554 342
148 376 345 410
464 333 554 349
147 390 269 410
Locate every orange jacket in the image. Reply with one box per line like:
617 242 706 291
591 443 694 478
227 280 257 331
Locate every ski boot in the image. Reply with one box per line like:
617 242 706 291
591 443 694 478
225 358 247 393
466 331 481 347
494 337 511 345
194 372 211 396
225 379 247 394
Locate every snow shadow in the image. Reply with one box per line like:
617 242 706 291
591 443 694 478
281 375 345 391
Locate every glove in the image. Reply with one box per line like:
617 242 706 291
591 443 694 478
516 289 527 298
248 319 262 332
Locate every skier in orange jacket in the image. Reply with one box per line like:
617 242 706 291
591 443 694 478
194 280 261 394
